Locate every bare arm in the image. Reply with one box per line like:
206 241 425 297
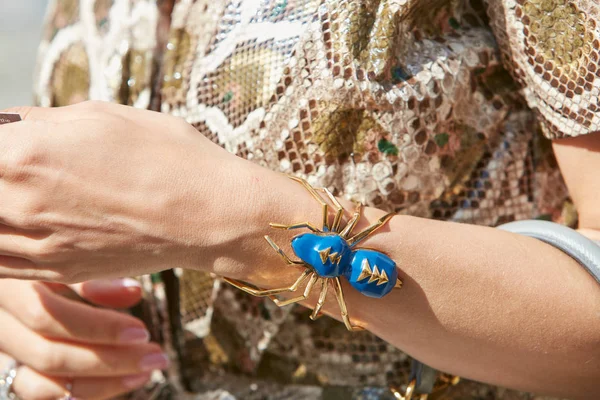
222 137 600 399
0 103 597 398
553 134 600 236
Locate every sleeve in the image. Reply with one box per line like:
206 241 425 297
487 0 600 139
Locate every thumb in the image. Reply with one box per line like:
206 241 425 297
69 278 143 309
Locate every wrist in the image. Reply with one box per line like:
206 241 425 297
211 165 392 289
169 150 318 283
212 163 322 284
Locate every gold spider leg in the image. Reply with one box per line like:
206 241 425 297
264 236 304 265
289 176 330 231
391 379 429 400
319 188 344 232
348 211 396 247
222 269 312 297
269 222 321 232
333 277 364 331
272 271 319 306
339 202 363 238
310 278 329 320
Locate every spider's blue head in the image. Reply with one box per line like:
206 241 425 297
291 233 351 278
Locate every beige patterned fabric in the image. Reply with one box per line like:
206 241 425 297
34 0 591 398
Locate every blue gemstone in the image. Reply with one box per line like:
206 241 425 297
291 233 351 277
346 250 397 298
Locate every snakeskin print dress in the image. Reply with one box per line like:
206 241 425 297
34 0 595 399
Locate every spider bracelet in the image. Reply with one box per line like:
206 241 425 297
223 176 403 331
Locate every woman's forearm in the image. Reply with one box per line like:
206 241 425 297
355 216 599 398
214 161 600 399
1 103 596 397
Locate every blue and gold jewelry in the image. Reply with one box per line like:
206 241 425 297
224 176 402 331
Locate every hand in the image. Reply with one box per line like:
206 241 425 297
0 101 322 285
0 278 168 399
0 101 264 283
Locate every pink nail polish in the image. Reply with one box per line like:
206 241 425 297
123 373 151 389
140 353 169 372
119 328 150 344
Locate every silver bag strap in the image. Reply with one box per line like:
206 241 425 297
497 220 600 284
409 360 438 394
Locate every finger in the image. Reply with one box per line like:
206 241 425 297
0 281 149 345
0 223 49 256
0 224 56 280
0 255 56 280
69 278 143 309
0 310 168 377
0 222 51 238
42 282 79 300
0 234 42 262
12 366 150 400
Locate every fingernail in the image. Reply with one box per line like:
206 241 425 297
86 278 141 292
117 278 141 289
140 353 169 372
119 328 150 344
123 373 151 389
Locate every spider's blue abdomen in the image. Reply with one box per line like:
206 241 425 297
346 250 397 298
291 233 351 277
